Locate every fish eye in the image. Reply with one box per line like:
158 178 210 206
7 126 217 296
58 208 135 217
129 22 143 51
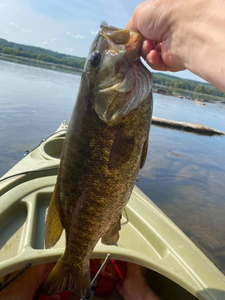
90 52 101 67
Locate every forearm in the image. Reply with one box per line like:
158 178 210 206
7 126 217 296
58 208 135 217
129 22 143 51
172 0 225 91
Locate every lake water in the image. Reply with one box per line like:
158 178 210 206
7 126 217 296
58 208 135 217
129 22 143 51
0 60 225 274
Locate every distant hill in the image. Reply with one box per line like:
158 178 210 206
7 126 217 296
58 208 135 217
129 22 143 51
0 38 86 69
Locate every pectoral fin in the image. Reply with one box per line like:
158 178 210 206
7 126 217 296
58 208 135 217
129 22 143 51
140 138 148 169
109 125 135 169
45 182 63 249
101 214 122 245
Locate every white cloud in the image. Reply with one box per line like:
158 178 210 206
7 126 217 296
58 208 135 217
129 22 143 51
51 38 57 42
42 41 48 45
75 34 84 39
66 31 85 39
10 21 32 33
91 30 98 35
21 28 32 33
10 22 19 28
65 48 75 52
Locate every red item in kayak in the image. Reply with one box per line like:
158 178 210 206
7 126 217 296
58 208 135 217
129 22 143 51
90 259 126 299
38 291 71 300
39 259 126 300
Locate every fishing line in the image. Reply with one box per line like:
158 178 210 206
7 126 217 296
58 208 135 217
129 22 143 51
0 167 59 183
82 254 111 300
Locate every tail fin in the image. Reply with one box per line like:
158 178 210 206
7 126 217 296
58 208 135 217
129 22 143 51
42 255 90 298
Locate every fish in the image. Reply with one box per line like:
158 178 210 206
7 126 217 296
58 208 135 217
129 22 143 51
43 21 153 298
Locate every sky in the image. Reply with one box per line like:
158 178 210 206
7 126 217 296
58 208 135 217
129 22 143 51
0 0 206 83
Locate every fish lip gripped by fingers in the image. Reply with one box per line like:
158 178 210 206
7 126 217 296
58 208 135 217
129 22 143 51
87 22 150 123
97 22 144 91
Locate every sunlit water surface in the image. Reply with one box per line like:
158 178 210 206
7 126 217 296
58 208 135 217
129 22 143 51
0 60 225 274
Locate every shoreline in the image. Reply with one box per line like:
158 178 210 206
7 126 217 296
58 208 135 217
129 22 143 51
0 54 225 104
153 88 225 104
0 53 82 75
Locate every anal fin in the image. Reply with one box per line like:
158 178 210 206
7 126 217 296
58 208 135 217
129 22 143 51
101 215 122 245
45 182 63 248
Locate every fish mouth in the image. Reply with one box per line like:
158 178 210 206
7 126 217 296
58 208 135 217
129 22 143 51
97 22 144 94
98 71 133 94
100 21 130 46
100 21 144 61
92 22 151 122
99 82 123 93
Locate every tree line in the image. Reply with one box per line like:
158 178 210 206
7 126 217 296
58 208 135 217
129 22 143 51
0 45 85 69
0 39 224 98
153 74 225 98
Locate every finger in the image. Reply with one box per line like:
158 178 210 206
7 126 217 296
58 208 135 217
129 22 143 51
126 2 151 37
155 42 162 53
141 40 155 58
126 18 136 31
153 41 161 46
146 50 168 71
126 2 144 31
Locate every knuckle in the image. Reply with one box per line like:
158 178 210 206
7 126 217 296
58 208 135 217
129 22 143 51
133 3 145 25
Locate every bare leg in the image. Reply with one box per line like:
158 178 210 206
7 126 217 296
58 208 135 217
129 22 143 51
116 263 161 300
0 263 55 300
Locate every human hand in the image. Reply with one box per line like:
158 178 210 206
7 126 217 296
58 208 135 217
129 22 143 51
126 0 225 93
126 0 187 72
126 0 215 73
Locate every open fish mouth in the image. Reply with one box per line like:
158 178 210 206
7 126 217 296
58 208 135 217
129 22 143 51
113 61 152 120
96 60 152 122
99 67 135 94
85 21 152 122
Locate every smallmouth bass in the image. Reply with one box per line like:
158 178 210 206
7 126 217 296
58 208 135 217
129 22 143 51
43 22 153 298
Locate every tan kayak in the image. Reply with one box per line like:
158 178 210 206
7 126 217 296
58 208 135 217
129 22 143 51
0 122 225 300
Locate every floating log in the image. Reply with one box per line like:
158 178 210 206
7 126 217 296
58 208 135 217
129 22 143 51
152 117 224 136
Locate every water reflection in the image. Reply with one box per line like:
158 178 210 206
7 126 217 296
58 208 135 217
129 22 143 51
137 126 225 274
